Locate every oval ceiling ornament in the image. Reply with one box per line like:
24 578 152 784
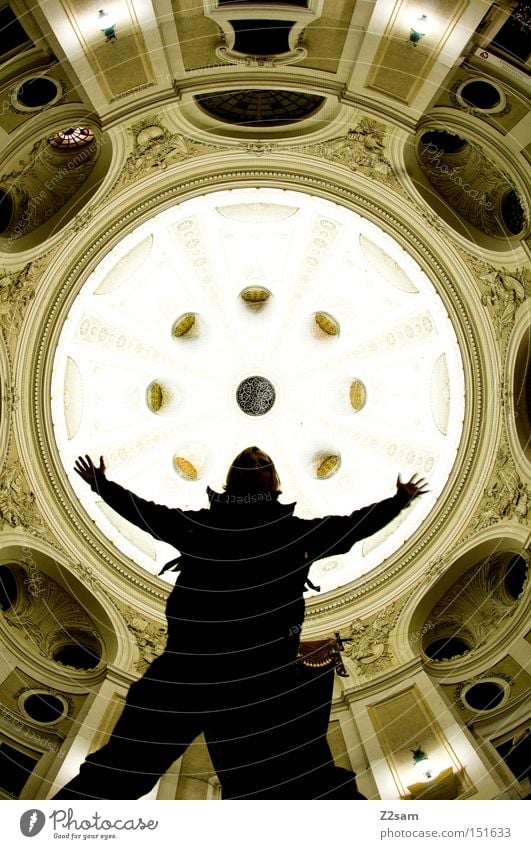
349 379 367 411
173 456 199 481
316 454 341 479
359 234 419 293
95 235 154 295
314 312 340 336
240 287 271 304
216 203 298 223
172 313 197 338
147 381 164 412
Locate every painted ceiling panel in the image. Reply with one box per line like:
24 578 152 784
366 0 467 104
300 0 356 73
172 0 226 71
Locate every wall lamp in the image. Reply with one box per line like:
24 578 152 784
409 14 428 46
411 745 433 780
97 9 117 42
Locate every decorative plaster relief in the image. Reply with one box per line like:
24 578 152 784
110 118 397 200
346 595 409 680
0 459 42 531
112 120 223 193
114 602 166 672
0 263 35 333
479 268 529 341
299 119 396 184
467 438 530 534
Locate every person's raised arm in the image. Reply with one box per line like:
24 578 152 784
74 454 186 546
300 473 429 563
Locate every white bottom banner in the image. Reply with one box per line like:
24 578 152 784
2 800 528 849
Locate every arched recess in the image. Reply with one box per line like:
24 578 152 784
395 115 530 253
176 89 341 141
505 306 531 477
0 124 113 254
0 535 135 673
395 525 530 673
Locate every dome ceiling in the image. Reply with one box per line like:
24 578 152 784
52 187 464 591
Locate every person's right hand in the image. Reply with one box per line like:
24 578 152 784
74 455 106 485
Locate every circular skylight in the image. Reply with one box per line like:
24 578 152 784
52 188 465 591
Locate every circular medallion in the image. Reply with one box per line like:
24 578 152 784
236 376 276 416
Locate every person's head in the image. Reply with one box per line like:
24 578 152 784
224 447 281 496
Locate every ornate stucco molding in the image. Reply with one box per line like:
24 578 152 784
113 602 166 672
0 263 35 336
461 258 530 345
344 593 410 682
466 437 530 536
0 458 44 534
19 167 485 620
295 119 399 188
104 117 400 203
109 118 225 195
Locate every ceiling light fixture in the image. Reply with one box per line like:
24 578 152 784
411 745 433 779
97 9 117 42
409 14 428 46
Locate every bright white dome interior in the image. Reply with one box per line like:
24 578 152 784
51 187 465 591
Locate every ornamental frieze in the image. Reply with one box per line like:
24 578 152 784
111 119 224 194
467 438 530 535
345 595 409 680
114 601 167 672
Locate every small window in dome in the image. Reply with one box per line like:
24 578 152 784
0 190 13 235
195 90 324 127
48 127 95 150
54 644 100 670
0 565 18 611
15 76 60 109
0 5 31 59
504 555 528 600
23 693 66 724
501 190 526 235
460 80 501 110
424 636 471 660
491 2 531 63
420 130 468 155
231 19 293 55
464 681 505 711
53 631 101 670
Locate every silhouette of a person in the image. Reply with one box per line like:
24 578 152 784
53 447 428 799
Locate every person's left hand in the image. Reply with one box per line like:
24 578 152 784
396 473 429 500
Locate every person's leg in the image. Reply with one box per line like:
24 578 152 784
205 657 300 798
54 654 203 800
